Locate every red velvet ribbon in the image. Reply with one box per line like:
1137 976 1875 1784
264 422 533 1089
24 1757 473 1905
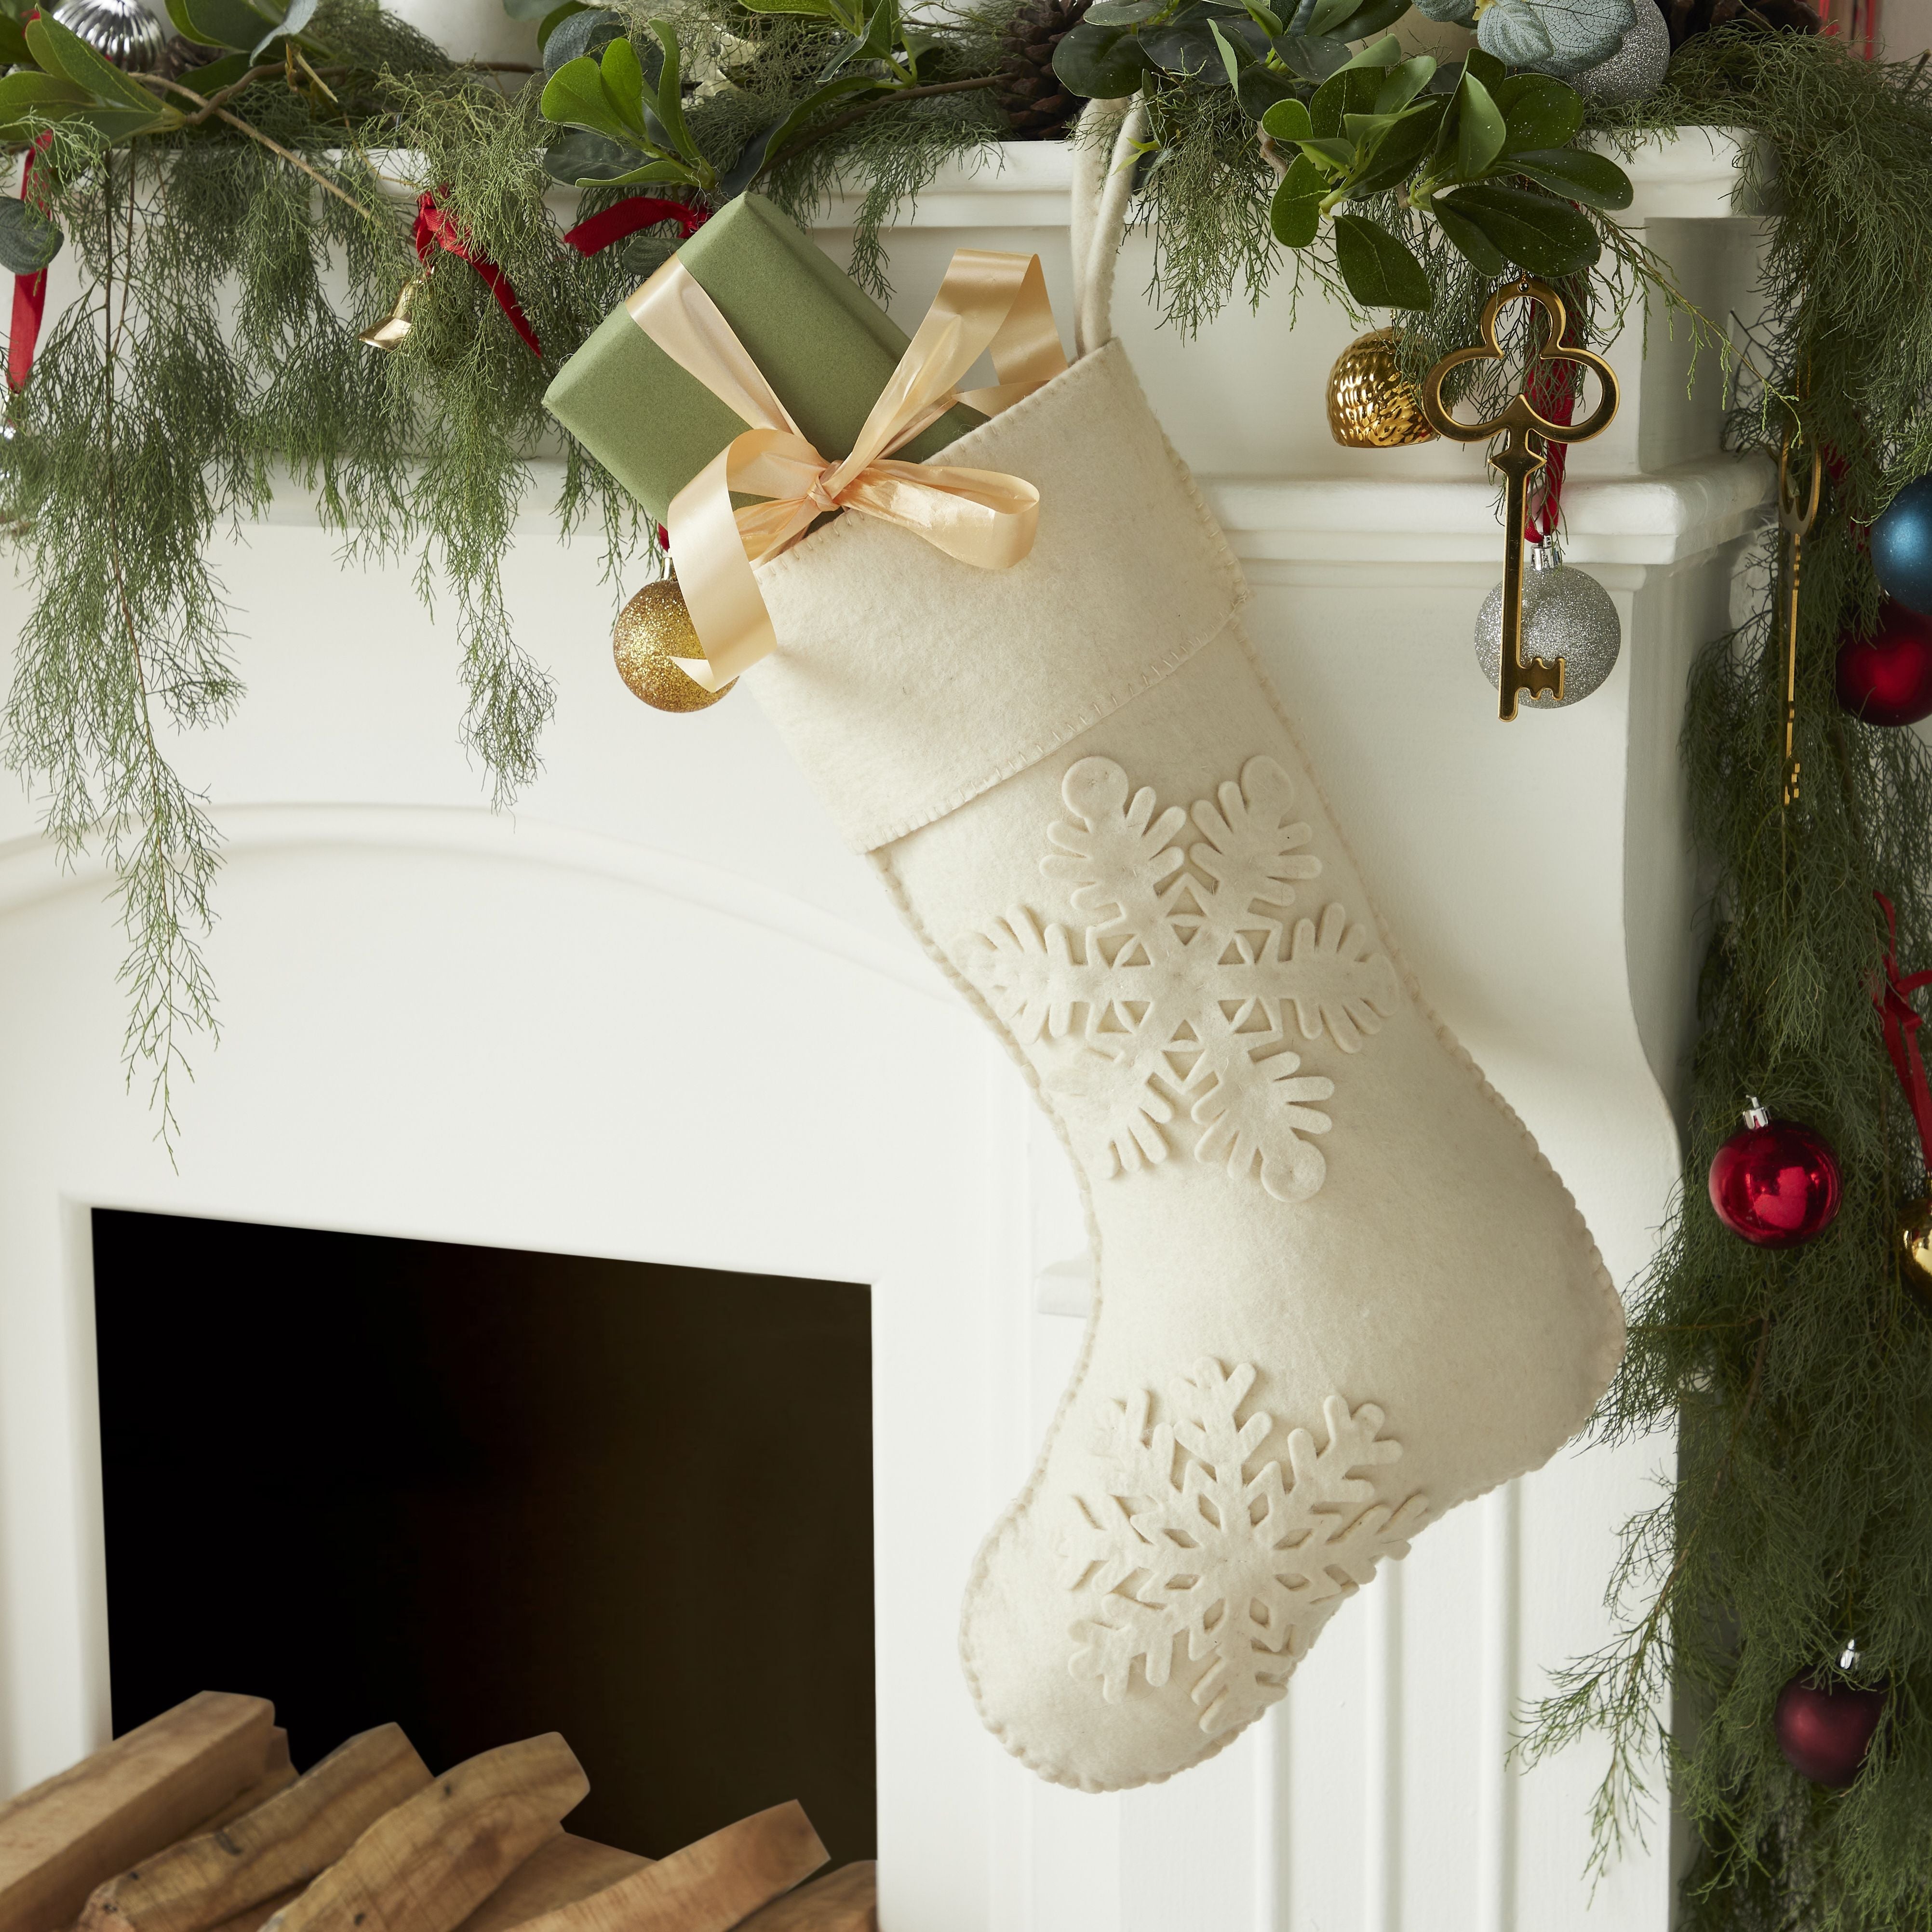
416 191 543 358
1873 891 1932 1182
410 192 709 361
1524 301 1582 546
8 134 52 395
562 196 706 257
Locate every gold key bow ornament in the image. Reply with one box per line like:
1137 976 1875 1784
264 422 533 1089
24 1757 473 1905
1420 278 1620 722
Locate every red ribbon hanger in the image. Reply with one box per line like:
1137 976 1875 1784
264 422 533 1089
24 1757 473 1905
414 191 544 358
1523 294 1583 546
8 133 53 395
562 196 706 258
412 191 709 361
1872 891 1932 1183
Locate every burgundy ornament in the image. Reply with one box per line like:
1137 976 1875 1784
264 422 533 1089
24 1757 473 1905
1836 602 1932 727
1775 1670 1887 1788
1707 1099 1842 1248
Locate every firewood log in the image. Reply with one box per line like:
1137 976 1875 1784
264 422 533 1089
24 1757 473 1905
188 1739 296 1840
507 1804 825 1932
258 1737 587 1932
731 1864 875 1932
0 1695 277 1932
80 1726 432 1932
449 1837 649 1932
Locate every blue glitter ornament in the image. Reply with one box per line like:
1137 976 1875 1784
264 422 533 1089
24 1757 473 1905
1872 474 1932 615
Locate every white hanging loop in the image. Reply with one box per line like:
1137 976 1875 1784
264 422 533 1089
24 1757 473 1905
1071 95 1148 360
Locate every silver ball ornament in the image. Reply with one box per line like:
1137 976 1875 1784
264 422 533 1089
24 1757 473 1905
1568 0 1671 104
51 0 165 69
1475 539 1622 709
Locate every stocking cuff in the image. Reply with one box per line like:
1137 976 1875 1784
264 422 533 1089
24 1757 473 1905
747 340 1250 853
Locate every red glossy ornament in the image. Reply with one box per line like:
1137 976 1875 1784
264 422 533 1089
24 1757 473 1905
1707 1100 1842 1248
1836 602 1932 727
1775 1672 1887 1788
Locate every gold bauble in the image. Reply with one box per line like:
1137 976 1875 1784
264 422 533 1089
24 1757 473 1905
612 579 734 713
1900 1198 1932 1308
1326 329 1436 450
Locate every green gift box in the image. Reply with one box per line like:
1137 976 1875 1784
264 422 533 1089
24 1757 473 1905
543 193 984 527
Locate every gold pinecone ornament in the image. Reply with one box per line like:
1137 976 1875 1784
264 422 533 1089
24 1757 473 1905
613 578 734 713
1327 329 1436 450
991 0 1093 138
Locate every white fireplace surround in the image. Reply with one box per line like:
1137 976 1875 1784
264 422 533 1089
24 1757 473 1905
0 136 1771 1929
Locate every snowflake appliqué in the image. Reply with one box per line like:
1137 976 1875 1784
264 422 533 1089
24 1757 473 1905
1063 1359 1428 1736
958 755 1398 1202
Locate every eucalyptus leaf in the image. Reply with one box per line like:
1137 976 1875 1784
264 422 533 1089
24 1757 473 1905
1332 211 1432 308
1269 151 1327 244
1302 134 1355 166
1493 70 1583 149
541 5 620 77
0 13 27 62
541 124 646 182
575 156 693 186
1372 54 1433 114
1208 18 1245 81
1348 93 1445 192
754 70 889 170
1433 198 1504 273
1310 60 1377 134
250 0 318 61
1445 178 1601 272
1241 0 1285 32
1476 0 1632 75
1456 69 1505 178
536 1 586 49
1319 0 1415 33
1141 20 1227 78
0 197 62 275
1337 30 1400 67
1269 29 1350 80
1260 93 1314 141
541 52 632 142
1052 17 1152 94
0 68 88 141
163 0 280 51
1303 0 1358 32
1462 44 1504 88
596 32 649 142
1086 0 1165 21
29 14 176 114
1237 64 1298 114
1510 144 1633 209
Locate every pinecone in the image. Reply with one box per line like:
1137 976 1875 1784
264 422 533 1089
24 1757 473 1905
991 0 1093 141
1662 0 1819 49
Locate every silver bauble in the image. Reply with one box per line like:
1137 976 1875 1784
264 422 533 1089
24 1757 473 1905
1475 538 1622 709
1568 0 1670 103
51 0 165 69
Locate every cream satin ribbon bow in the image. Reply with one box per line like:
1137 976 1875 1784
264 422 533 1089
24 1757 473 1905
627 247 1069 691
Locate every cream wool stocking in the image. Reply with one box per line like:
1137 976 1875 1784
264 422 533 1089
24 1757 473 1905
739 102 1625 1793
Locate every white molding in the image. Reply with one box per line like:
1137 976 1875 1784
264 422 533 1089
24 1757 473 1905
0 802 953 1006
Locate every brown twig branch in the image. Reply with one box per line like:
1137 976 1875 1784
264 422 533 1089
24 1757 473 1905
138 71 378 220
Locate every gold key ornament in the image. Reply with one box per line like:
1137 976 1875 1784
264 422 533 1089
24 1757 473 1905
1420 279 1620 722
1775 427 1823 808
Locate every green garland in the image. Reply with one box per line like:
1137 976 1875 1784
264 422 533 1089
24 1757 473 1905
1516 38 1932 1932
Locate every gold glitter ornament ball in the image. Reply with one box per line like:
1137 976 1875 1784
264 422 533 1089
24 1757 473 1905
1327 330 1435 450
1900 1198 1932 1310
612 579 734 713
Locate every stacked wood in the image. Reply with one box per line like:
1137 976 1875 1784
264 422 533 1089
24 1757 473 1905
0 1700 874 1932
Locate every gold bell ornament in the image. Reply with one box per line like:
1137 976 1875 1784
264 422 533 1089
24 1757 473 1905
359 274 429 351
613 577 735 713
1326 329 1435 450
1898 1199 1932 1311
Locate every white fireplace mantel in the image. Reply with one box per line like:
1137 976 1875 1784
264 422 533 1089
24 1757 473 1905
0 132 1770 1932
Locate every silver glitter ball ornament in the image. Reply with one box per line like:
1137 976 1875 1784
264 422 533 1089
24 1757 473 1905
1569 0 1670 104
1475 538 1622 709
51 0 165 69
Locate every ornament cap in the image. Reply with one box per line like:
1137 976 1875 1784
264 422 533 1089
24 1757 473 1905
1742 1095 1771 1129
1530 534 1563 572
